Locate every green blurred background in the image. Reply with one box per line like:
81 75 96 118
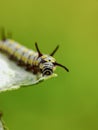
0 0 98 130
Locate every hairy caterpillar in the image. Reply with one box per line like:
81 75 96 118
0 29 69 77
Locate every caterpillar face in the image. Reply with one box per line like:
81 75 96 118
35 43 69 76
38 55 56 76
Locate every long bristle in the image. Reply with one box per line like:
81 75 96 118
54 62 69 72
50 45 59 56
35 42 42 57
0 27 6 41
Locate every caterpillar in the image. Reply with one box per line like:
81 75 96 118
0 29 69 77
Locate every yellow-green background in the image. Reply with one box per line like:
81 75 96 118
0 0 98 130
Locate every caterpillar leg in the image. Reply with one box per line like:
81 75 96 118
17 60 25 66
25 64 33 71
8 54 17 61
25 64 36 74
25 65 40 74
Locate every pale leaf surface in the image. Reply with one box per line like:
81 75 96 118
0 53 57 92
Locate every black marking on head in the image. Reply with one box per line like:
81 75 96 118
54 62 69 72
42 68 53 76
35 42 42 57
40 59 46 63
50 45 59 56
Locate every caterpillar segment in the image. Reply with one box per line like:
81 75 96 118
20 50 32 64
0 30 69 76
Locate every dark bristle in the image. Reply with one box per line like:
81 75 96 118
0 27 6 41
54 62 69 72
7 31 12 39
50 45 59 56
35 42 42 57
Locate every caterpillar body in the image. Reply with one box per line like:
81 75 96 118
0 29 69 77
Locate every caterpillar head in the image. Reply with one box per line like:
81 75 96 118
35 43 69 76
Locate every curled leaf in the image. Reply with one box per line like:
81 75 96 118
0 53 57 92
